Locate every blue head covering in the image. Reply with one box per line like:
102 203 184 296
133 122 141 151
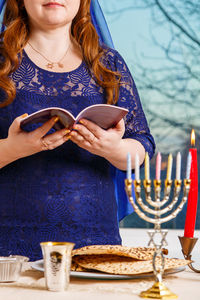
0 0 134 221
0 0 6 32
90 0 114 49
0 0 5 14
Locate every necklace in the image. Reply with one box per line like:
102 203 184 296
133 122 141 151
27 41 70 69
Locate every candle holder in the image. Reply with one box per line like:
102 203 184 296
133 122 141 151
178 236 200 273
125 178 191 299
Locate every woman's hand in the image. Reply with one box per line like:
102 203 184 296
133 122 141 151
2 113 71 162
70 118 125 158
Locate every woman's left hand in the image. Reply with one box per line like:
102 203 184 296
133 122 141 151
70 118 125 158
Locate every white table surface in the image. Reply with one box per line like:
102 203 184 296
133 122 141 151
0 228 199 300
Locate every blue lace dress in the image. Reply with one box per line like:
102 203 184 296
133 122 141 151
0 47 155 261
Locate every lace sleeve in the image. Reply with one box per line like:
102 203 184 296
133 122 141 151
103 48 155 159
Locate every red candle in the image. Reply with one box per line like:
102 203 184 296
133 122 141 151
184 129 198 238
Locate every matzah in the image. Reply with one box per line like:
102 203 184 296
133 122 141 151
72 245 168 260
73 254 190 275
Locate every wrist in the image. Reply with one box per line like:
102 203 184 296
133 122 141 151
0 138 19 167
104 139 126 163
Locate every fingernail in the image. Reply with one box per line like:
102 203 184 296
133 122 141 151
65 135 71 140
53 116 59 123
65 129 70 134
73 125 79 130
79 120 85 125
21 113 28 118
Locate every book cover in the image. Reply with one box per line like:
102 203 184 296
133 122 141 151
20 104 128 131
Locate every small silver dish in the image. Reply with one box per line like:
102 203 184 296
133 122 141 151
0 255 29 282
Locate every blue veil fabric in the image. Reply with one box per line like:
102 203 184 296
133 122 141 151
0 0 5 14
90 0 114 49
0 0 5 32
0 0 134 221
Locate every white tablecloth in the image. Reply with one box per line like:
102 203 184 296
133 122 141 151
0 229 199 300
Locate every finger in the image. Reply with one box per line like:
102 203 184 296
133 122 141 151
79 119 103 139
70 131 85 144
111 119 125 131
73 124 96 144
70 131 95 148
70 133 91 149
33 116 59 139
107 119 125 136
9 113 29 134
42 128 70 143
42 134 71 151
48 135 71 150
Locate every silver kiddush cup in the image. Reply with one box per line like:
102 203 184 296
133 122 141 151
40 242 75 292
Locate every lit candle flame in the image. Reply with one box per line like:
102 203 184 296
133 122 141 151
191 129 195 147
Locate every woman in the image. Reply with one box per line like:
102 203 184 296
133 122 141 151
0 0 155 260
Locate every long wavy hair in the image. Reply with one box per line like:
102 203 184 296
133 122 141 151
0 0 121 108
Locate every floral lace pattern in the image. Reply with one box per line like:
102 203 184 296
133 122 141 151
0 48 155 260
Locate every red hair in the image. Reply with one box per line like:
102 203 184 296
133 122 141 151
0 0 120 108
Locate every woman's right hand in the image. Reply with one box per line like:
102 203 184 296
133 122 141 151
1 113 71 163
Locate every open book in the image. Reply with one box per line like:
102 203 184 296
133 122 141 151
20 104 128 131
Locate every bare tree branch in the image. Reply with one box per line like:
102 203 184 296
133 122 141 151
154 0 200 46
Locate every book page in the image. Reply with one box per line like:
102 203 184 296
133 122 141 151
75 104 128 129
20 107 75 131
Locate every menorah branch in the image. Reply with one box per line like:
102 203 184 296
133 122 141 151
125 178 191 225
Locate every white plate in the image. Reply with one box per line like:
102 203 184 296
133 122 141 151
31 259 185 280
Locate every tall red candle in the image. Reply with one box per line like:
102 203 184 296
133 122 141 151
184 130 198 238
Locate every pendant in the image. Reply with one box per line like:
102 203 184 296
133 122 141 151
58 62 64 68
47 63 54 69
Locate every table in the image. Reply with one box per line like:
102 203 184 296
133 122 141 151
0 229 199 300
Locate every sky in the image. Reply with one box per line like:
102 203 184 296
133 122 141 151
99 1 155 71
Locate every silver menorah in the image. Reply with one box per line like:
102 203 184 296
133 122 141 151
125 166 191 299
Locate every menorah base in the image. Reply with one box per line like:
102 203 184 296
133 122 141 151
140 281 178 299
